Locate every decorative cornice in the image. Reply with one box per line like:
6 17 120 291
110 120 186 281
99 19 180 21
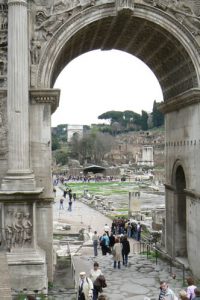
30 89 60 114
159 88 200 114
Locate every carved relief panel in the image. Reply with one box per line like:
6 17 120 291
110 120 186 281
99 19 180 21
142 0 200 37
4 204 33 251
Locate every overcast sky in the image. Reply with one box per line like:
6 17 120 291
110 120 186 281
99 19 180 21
52 49 163 127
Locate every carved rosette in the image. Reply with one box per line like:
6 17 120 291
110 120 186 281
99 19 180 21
30 89 60 113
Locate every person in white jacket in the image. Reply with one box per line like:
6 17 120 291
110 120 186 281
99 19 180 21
78 272 93 300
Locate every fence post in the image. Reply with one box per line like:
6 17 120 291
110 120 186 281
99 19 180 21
182 265 185 287
155 248 158 265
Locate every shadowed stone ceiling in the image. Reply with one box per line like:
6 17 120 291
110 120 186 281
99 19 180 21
52 12 198 100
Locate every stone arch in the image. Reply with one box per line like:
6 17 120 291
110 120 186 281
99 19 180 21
36 3 200 100
172 160 187 258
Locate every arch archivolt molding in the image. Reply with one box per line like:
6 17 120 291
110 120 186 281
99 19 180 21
32 1 200 89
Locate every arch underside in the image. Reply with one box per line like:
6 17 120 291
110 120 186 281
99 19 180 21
51 12 198 100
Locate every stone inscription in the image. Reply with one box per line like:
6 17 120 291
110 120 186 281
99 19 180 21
5 206 33 250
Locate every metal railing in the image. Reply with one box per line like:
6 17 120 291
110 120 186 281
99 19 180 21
136 238 187 287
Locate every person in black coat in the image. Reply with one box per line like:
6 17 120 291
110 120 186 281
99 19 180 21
109 232 115 251
121 234 130 266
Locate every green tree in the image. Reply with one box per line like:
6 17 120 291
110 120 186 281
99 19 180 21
141 110 148 130
51 134 61 151
98 111 123 124
152 101 164 127
54 149 68 165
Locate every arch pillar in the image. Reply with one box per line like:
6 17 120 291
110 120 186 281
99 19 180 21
161 88 200 277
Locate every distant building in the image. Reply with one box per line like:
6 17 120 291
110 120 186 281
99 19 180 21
67 124 83 141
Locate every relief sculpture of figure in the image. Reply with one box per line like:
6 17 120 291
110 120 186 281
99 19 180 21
22 213 32 246
31 39 41 65
13 212 23 247
5 209 14 251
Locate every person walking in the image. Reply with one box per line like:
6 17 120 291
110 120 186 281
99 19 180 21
121 234 130 266
78 271 93 300
194 288 200 300
89 262 103 300
109 232 115 251
186 277 197 300
100 233 110 255
159 281 177 300
112 237 122 269
92 231 99 257
59 197 64 210
136 222 142 241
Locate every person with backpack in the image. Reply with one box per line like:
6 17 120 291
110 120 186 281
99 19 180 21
78 271 93 300
89 262 103 300
100 233 110 255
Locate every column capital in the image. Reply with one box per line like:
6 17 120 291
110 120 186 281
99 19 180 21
8 0 27 7
30 89 60 114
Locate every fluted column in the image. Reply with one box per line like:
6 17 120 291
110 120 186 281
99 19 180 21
1 0 35 191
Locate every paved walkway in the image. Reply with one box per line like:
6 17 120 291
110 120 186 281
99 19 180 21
53 186 189 300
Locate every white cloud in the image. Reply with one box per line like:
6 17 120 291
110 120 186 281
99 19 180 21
52 49 163 126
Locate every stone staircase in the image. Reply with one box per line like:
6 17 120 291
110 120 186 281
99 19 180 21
0 251 12 300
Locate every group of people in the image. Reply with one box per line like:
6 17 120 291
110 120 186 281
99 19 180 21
92 224 131 269
111 218 142 241
159 277 200 300
59 188 76 211
78 262 107 300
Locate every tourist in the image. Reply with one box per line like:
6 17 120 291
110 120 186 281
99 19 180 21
63 188 68 198
194 288 200 300
109 232 115 251
136 222 142 241
112 237 122 269
92 231 99 256
104 224 110 235
121 234 130 266
89 262 103 300
179 290 189 300
68 198 72 211
78 271 93 300
73 192 76 201
59 197 64 210
100 233 110 255
159 281 177 300
186 277 197 300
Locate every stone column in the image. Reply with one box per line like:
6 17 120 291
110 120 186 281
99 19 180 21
1 0 35 191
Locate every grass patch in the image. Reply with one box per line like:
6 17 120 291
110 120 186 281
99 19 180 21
64 181 139 197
